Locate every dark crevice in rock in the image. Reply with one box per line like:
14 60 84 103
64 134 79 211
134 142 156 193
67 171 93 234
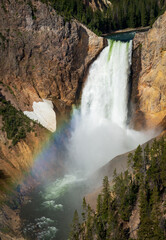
130 43 146 130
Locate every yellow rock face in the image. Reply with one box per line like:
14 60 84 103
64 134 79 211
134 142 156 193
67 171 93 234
0 125 49 196
131 11 166 130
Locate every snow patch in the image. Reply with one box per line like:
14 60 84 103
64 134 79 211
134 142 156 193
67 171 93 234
24 99 56 132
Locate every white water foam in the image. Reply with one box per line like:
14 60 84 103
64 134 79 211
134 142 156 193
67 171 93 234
23 217 57 240
43 175 84 201
37 226 58 240
42 201 63 211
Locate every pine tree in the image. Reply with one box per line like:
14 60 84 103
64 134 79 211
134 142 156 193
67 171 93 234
150 185 165 239
96 194 102 215
150 8 155 26
102 176 110 221
148 139 161 188
82 197 87 222
69 210 81 240
133 145 143 184
141 1 147 27
85 205 94 240
160 138 166 188
138 184 154 240
128 2 135 28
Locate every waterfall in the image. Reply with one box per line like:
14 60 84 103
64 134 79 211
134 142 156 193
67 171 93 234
81 40 132 128
67 39 154 174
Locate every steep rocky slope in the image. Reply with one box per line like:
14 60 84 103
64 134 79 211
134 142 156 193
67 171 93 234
0 0 106 118
131 11 166 130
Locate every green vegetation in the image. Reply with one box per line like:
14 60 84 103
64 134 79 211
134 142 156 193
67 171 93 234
108 40 114 61
0 170 9 180
0 170 9 191
0 98 35 146
28 0 37 20
0 32 6 42
0 32 7 49
40 0 166 34
1 226 10 234
69 138 166 239
7 86 15 96
0 170 11 197
0 81 16 96
1 0 7 13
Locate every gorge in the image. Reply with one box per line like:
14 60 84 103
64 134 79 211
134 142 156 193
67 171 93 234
18 38 156 240
0 1 166 240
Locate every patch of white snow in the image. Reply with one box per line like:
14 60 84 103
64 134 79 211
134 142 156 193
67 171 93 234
24 99 56 132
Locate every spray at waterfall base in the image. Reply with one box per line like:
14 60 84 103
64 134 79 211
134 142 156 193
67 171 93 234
20 38 157 240
67 39 156 175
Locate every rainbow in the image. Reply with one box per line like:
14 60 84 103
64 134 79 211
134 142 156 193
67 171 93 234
22 110 76 187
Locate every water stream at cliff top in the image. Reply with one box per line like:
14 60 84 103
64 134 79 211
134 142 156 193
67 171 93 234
21 39 156 240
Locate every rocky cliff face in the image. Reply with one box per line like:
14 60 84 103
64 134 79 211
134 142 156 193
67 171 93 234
0 0 105 195
0 0 106 235
0 0 106 119
131 11 166 130
83 0 111 11
0 2 105 235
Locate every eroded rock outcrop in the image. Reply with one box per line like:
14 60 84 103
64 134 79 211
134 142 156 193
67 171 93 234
131 11 166 130
0 0 106 118
83 0 112 11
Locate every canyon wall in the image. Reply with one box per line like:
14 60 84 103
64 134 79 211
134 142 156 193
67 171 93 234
131 11 166 130
0 0 105 177
0 0 105 204
0 0 106 117
0 1 105 237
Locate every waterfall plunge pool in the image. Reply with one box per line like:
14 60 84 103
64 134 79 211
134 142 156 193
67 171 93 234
21 176 88 240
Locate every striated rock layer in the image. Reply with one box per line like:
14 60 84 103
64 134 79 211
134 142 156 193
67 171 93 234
131 11 166 130
0 0 106 119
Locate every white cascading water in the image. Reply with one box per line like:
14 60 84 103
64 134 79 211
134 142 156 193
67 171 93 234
81 40 132 128
68 39 155 174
